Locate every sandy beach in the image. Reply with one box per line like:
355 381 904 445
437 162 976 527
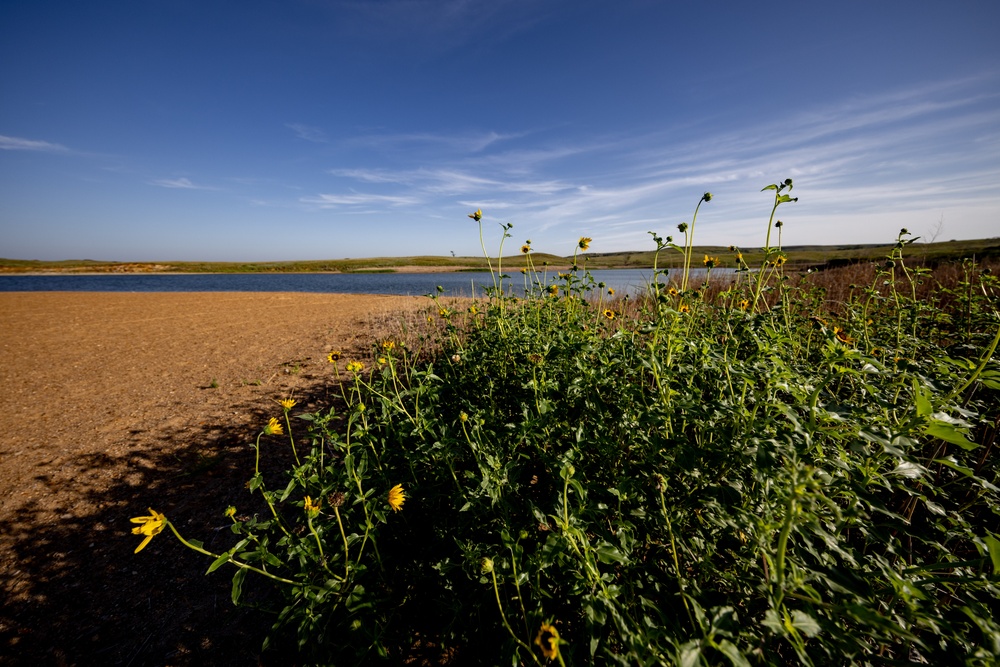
0 291 429 665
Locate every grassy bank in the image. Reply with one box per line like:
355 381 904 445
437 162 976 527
4 238 998 274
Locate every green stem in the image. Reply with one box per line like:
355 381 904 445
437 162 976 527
166 520 304 586
491 568 542 665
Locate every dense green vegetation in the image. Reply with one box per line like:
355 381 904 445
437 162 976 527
133 184 999 664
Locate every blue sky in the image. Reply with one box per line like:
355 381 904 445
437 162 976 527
2 1 998 262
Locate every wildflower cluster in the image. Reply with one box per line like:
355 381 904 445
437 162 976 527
132 186 1000 665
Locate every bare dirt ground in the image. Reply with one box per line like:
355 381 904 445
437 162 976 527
0 292 431 666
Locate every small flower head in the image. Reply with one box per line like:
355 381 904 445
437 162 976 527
833 326 855 345
603 309 616 320
377 356 387 365
668 287 679 297
738 299 750 311
702 192 713 202
304 495 321 517
547 284 559 297
775 220 784 228
459 411 468 422
387 484 406 512
438 307 450 318
328 491 346 508
703 255 719 269
346 360 364 374
263 417 284 436
468 208 483 222
327 350 342 363
527 353 543 365
535 622 560 660
607 287 615 296
679 303 691 313
736 252 744 262
278 398 297 411
521 243 531 254
382 340 395 351
468 305 478 315
224 506 237 518
451 354 461 363
578 237 592 251
677 222 688 233
480 557 494 574
773 255 787 267
130 508 166 554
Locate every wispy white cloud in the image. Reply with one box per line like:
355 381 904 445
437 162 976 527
149 177 215 190
348 129 526 154
300 192 422 208
287 123 329 143
305 75 1000 249
0 135 69 152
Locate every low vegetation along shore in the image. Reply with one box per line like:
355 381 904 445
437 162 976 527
2 237 998 275
120 183 1000 663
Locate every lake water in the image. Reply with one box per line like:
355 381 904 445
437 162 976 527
0 268 725 297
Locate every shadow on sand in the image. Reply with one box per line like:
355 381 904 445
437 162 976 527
0 379 347 665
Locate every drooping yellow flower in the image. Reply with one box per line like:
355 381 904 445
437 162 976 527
387 484 406 512
578 237 592 251
346 360 364 373
833 326 855 345
279 398 297 411
534 622 560 660
263 417 284 436
130 508 166 554
304 495 321 517
327 350 342 363
468 209 483 222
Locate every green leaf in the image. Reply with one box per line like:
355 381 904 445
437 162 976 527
924 421 978 450
206 553 230 574
595 542 627 565
933 456 974 476
715 638 752 667
890 461 924 478
983 534 1000 574
231 568 247 605
913 379 933 417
